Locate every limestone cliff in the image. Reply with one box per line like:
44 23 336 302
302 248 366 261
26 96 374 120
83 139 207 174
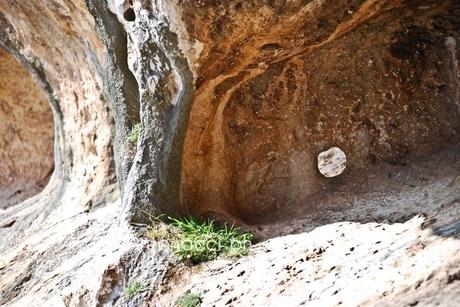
0 0 459 306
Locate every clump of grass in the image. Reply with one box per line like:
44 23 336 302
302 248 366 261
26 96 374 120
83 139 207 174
125 281 146 299
127 123 141 144
169 217 253 263
175 291 202 307
145 215 253 263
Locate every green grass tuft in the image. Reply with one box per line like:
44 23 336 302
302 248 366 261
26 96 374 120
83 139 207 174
125 281 146 299
175 291 202 307
145 214 253 263
128 123 141 144
168 217 253 263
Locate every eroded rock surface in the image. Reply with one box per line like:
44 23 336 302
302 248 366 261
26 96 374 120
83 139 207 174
0 48 54 208
100 0 460 226
179 0 460 224
0 0 459 306
155 216 460 306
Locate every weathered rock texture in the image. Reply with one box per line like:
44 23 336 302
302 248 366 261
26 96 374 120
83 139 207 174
98 0 460 226
0 0 116 212
0 48 54 208
156 215 460 306
178 0 460 224
0 0 459 306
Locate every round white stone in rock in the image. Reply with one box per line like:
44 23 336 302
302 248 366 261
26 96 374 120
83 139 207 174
317 147 347 178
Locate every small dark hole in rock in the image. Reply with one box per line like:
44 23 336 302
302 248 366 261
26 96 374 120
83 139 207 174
261 42 281 51
123 8 136 22
1 220 16 228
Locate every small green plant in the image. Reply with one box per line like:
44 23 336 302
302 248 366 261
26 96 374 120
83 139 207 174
175 291 202 307
128 123 141 144
125 281 146 299
144 213 253 263
169 217 253 263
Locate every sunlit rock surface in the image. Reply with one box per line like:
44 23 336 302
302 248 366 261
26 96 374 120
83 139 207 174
0 0 459 306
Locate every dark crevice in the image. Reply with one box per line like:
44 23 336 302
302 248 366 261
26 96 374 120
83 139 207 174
0 220 15 228
85 0 141 194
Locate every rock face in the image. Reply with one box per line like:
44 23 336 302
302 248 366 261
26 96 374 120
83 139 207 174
0 0 459 306
177 0 460 224
105 0 460 224
0 48 54 208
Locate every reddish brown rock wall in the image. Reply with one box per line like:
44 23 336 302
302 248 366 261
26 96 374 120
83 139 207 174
180 0 460 224
0 48 54 208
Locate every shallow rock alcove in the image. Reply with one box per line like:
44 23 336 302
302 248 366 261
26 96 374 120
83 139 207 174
0 48 54 208
177 0 460 226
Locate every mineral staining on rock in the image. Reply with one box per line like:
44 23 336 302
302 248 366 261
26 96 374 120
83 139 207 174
317 147 347 178
0 0 460 306
178 0 460 224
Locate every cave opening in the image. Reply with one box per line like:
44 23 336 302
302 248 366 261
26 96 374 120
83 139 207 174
0 48 54 209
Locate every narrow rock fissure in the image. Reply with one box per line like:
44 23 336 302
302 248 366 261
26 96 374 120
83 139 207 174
85 0 141 193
